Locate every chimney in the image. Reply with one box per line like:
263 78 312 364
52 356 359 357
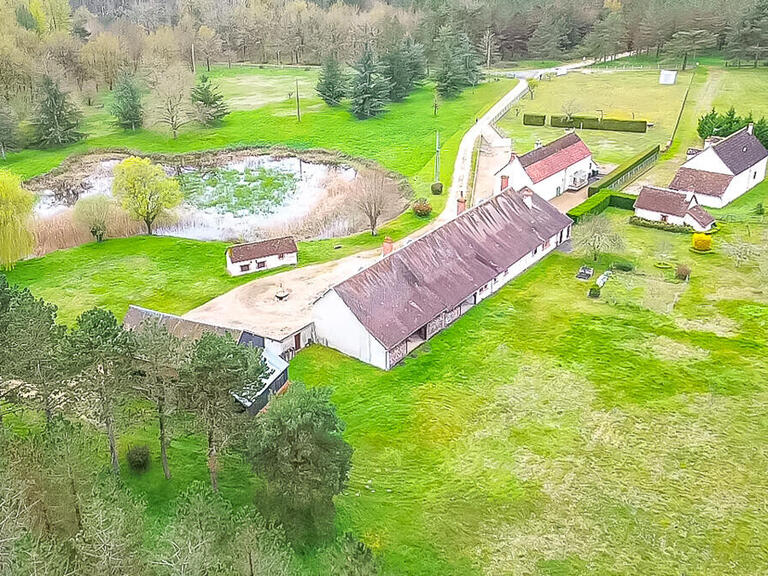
523 188 533 209
382 236 394 257
748 122 754 135
457 193 467 215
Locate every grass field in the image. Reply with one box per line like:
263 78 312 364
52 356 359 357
287 207 768 575
204 65 319 110
495 70 691 165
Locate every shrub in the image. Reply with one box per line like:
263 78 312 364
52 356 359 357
588 146 660 196
755 202 764 215
126 444 150 472
587 284 601 298
692 233 712 251
612 259 634 272
523 113 546 126
676 263 691 280
412 197 432 217
431 182 444 195
566 190 636 222
551 114 647 133
629 216 693 233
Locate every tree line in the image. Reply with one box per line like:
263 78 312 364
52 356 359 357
0 274 369 572
698 107 768 148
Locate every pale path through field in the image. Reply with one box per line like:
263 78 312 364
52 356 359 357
184 55 631 337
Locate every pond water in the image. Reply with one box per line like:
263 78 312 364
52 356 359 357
33 155 363 242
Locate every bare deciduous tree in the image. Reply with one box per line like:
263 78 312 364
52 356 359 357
355 171 395 236
573 214 625 261
152 64 193 139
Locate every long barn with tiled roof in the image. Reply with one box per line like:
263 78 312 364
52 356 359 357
312 189 572 370
494 132 596 201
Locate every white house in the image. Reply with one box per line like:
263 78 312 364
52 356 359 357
313 188 573 370
494 132 595 201
669 124 768 208
634 186 716 232
226 236 298 276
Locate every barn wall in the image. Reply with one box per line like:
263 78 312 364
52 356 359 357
312 290 388 370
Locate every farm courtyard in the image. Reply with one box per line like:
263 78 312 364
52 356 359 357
4 58 768 575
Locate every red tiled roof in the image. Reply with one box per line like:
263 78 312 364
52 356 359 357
670 167 733 198
634 186 689 217
332 189 572 349
228 236 297 264
686 205 716 228
519 133 591 184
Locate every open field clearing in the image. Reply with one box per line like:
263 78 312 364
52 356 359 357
495 70 691 165
204 65 319 110
287 208 768 575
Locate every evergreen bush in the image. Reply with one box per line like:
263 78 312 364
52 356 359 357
127 444 150 472
523 113 546 126
431 182 444 195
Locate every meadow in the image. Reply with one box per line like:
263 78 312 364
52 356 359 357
495 70 691 165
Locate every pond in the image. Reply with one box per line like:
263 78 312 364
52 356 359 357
30 152 405 249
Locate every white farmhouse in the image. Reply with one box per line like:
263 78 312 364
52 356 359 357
226 236 298 277
494 132 595 201
313 188 572 370
670 124 768 208
633 186 716 232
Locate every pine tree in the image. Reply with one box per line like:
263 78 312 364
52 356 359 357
110 75 143 131
405 40 427 88
382 43 411 101
191 75 230 126
316 57 348 106
33 76 84 147
527 15 567 58
349 49 391 119
435 26 481 98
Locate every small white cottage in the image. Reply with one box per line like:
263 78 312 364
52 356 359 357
670 124 768 208
634 186 716 232
494 132 595 201
226 236 298 276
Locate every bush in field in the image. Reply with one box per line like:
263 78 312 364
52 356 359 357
588 284 601 298
612 259 634 272
74 195 113 242
692 233 712 252
412 197 432 217
431 182 444 195
127 444 150 472
676 263 691 280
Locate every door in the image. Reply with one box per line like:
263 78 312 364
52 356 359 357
294 332 302 350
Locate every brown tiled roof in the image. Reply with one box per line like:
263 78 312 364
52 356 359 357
670 167 732 198
634 186 690 217
332 189 572 349
686 205 715 228
228 236 297 264
124 305 242 341
519 133 591 184
711 127 768 175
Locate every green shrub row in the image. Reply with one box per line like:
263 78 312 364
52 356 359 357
550 114 648 133
587 145 660 196
523 113 546 126
628 216 693 233
567 190 636 222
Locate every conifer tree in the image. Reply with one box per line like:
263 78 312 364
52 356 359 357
382 42 410 101
316 57 347 106
349 49 391 119
191 75 229 125
110 74 143 131
435 26 481 98
33 76 83 147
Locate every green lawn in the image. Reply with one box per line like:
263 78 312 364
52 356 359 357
495 70 691 165
204 65 319 111
287 209 768 575
592 50 728 69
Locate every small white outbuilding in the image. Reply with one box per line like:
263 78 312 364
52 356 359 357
659 70 678 85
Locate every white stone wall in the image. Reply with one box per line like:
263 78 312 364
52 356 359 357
227 251 298 277
634 207 686 226
263 323 316 358
312 290 389 370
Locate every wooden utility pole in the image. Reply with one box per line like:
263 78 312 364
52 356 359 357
295 79 301 122
434 132 441 182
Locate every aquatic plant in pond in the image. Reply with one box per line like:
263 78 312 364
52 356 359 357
178 166 298 215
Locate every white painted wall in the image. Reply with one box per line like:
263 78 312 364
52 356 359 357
312 290 389 370
263 323 316 357
226 251 298 277
681 213 713 232
691 157 767 208
532 156 593 201
634 207 686 227
496 158 533 193
682 147 732 175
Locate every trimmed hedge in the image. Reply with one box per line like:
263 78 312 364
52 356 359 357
629 216 693 233
550 114 647 133
567 189 636 223
587 145 660 196
523 113 546 126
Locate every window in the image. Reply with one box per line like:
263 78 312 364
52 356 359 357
661 214 668 223
257 261 266 269
278 253 285 260
240 264 251 272
754 171 758 179
556 186 561 196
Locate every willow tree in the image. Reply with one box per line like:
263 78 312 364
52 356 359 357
113 157 182 234
0 171 35 270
